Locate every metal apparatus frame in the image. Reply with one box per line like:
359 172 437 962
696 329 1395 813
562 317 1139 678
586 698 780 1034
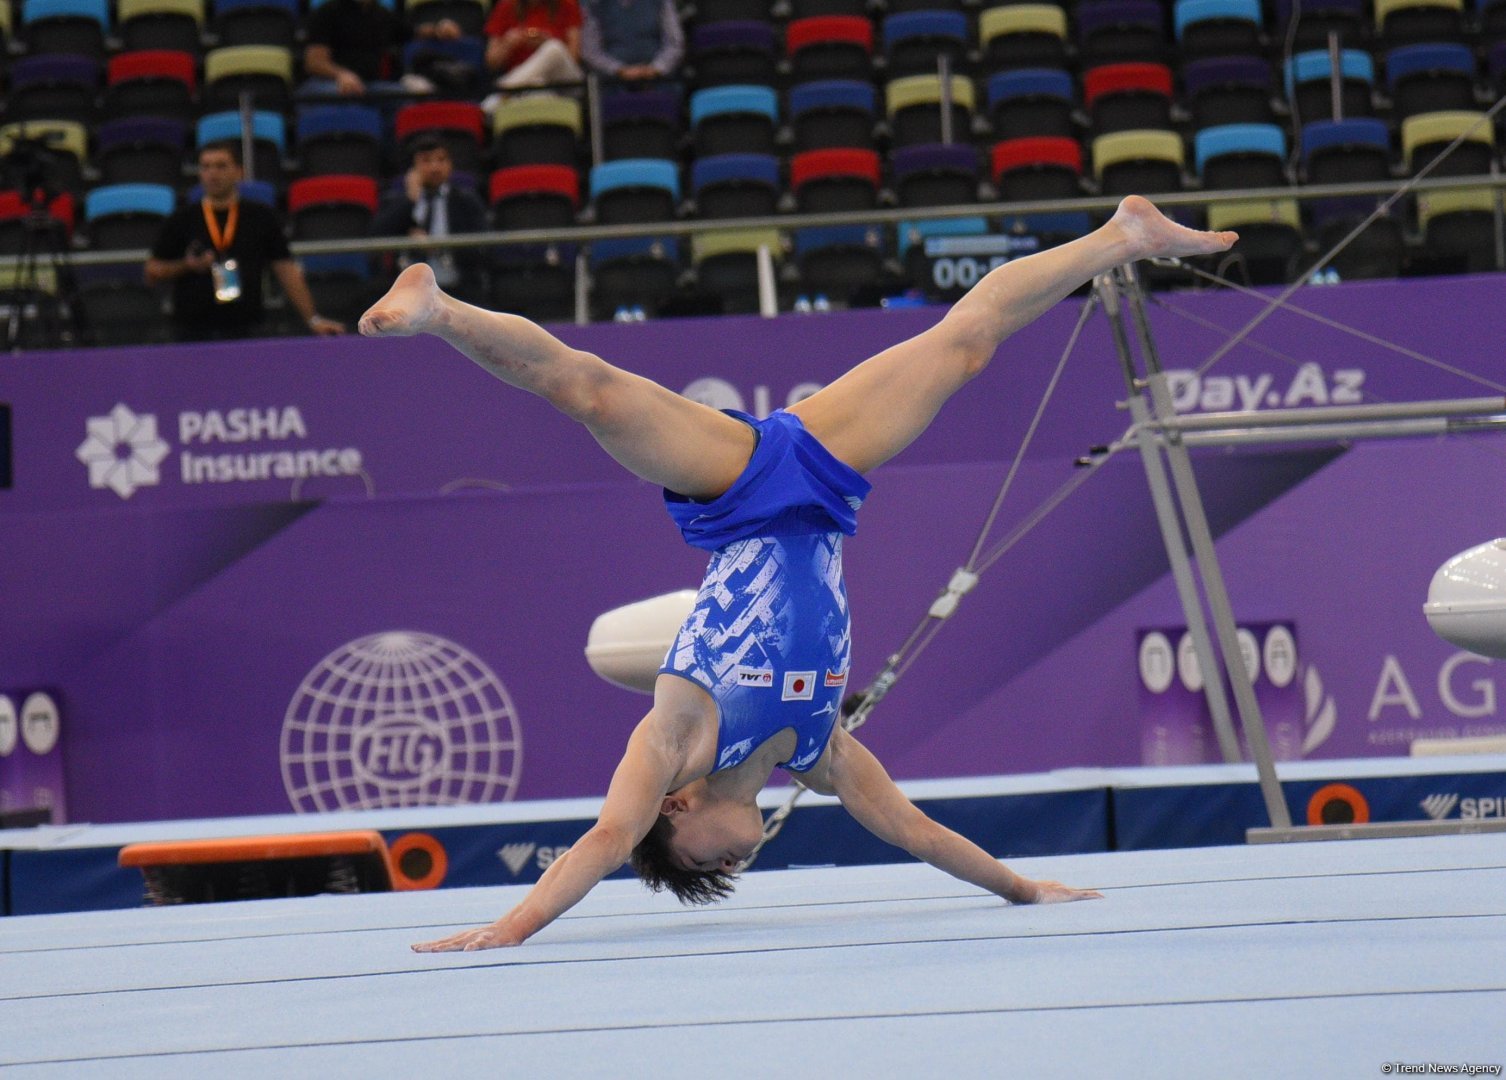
1097 264 1506 844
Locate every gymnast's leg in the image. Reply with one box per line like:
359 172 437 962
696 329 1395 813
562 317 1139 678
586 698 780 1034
788 196 1237 474
359 264 755 501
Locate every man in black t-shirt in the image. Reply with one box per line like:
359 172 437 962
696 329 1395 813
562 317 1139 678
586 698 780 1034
147 143 345 342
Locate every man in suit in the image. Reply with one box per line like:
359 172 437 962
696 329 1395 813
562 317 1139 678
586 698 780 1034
372 135 490 303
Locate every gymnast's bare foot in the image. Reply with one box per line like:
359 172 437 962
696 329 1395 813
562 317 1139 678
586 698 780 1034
1112 195 1237 261
359 262 446 337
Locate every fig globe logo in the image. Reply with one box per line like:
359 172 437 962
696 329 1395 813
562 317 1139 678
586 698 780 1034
75 403 170 499
281 631 523 813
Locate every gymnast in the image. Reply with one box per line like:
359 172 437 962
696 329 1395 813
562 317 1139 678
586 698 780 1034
359 196 1236 951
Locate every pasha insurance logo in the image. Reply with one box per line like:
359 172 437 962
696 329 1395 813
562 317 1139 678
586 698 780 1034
75 404 170 499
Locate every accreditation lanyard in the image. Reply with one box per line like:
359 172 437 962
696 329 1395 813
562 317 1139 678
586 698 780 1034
201 199 239 254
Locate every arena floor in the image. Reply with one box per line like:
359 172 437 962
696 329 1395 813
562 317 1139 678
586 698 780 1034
2 834 1503 1078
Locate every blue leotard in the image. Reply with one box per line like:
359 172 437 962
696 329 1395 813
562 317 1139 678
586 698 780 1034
660 409 871 774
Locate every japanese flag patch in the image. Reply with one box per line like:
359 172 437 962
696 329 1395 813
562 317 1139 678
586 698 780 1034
782 671 817 701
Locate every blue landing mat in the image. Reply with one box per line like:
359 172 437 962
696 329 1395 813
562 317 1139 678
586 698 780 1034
2 835 1503 1078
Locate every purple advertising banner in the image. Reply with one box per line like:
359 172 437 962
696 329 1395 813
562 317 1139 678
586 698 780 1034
2 275 1505 823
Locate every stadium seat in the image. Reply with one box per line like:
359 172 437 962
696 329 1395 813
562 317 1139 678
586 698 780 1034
589 235 681 319
0 119 88 191
1285 49 1374 123
885 74 975 149
1091 128 1184 195
197 110 286 187
1375 0 1464 46
489 164 579 230
882 10 969 78
890 143 978 207
96 116 188 187
690 85 779 156
396 101 486 174
786 16 873 81
790 148 881 212
5 54 101 125
83 182 175 249
21 0 109 60
407 0 486 37
599 87 681 162
1295 141 1397 279
991 135 1083 201
690 227 783 314
1183 56 1275 129
401 37 486 97
792 223 886 305
1295 117 1397 280
789 79 877 151
492 94 582 168
590 158 680 224
203 45 294 112
689 21 779 87
295 105 383 179
1273 0 1364 50
287 175 379 239
489 242 576 321
1193 123 1287 190
211 0 298 48
1174 0 1262 61
1300 117 1391 183
978 5 1069 71
104 50 197 122
1384 44 1477 121
0 190 74 262
1207 198 1304 285
1415 187 1498 272
118 0 204 55
691 153 780 218
1083 62 1174 134
1075 0 1164 65
986 68 1076 140
1401 110 1494 175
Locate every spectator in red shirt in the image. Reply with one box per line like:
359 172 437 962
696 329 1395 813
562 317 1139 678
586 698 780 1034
483 0 583 104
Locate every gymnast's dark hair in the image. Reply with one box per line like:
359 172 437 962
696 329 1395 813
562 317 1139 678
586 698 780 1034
629 814 737 905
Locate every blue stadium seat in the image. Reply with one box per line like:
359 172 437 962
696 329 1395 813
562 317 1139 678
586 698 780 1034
589 158 681 224
986 68 1076 140
1384 43 1477 119
1285 48 1375 121
21 0 110 58
789 79 877 150
589 236 682 318
793 223 887 306
84 182 177 249
295 105 383 178
197 109 286 186
882 10 969 77
1193 122 1287 189
690 85 779 156
690 153 780 219
1174 0 1262 59
1183 55 1276 128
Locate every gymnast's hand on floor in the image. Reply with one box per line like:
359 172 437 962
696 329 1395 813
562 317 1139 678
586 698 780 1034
1015 879 1104 904
412 919 524 952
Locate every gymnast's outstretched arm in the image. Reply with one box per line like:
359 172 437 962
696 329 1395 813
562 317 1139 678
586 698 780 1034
810 727 1102 904
412 711 688 951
